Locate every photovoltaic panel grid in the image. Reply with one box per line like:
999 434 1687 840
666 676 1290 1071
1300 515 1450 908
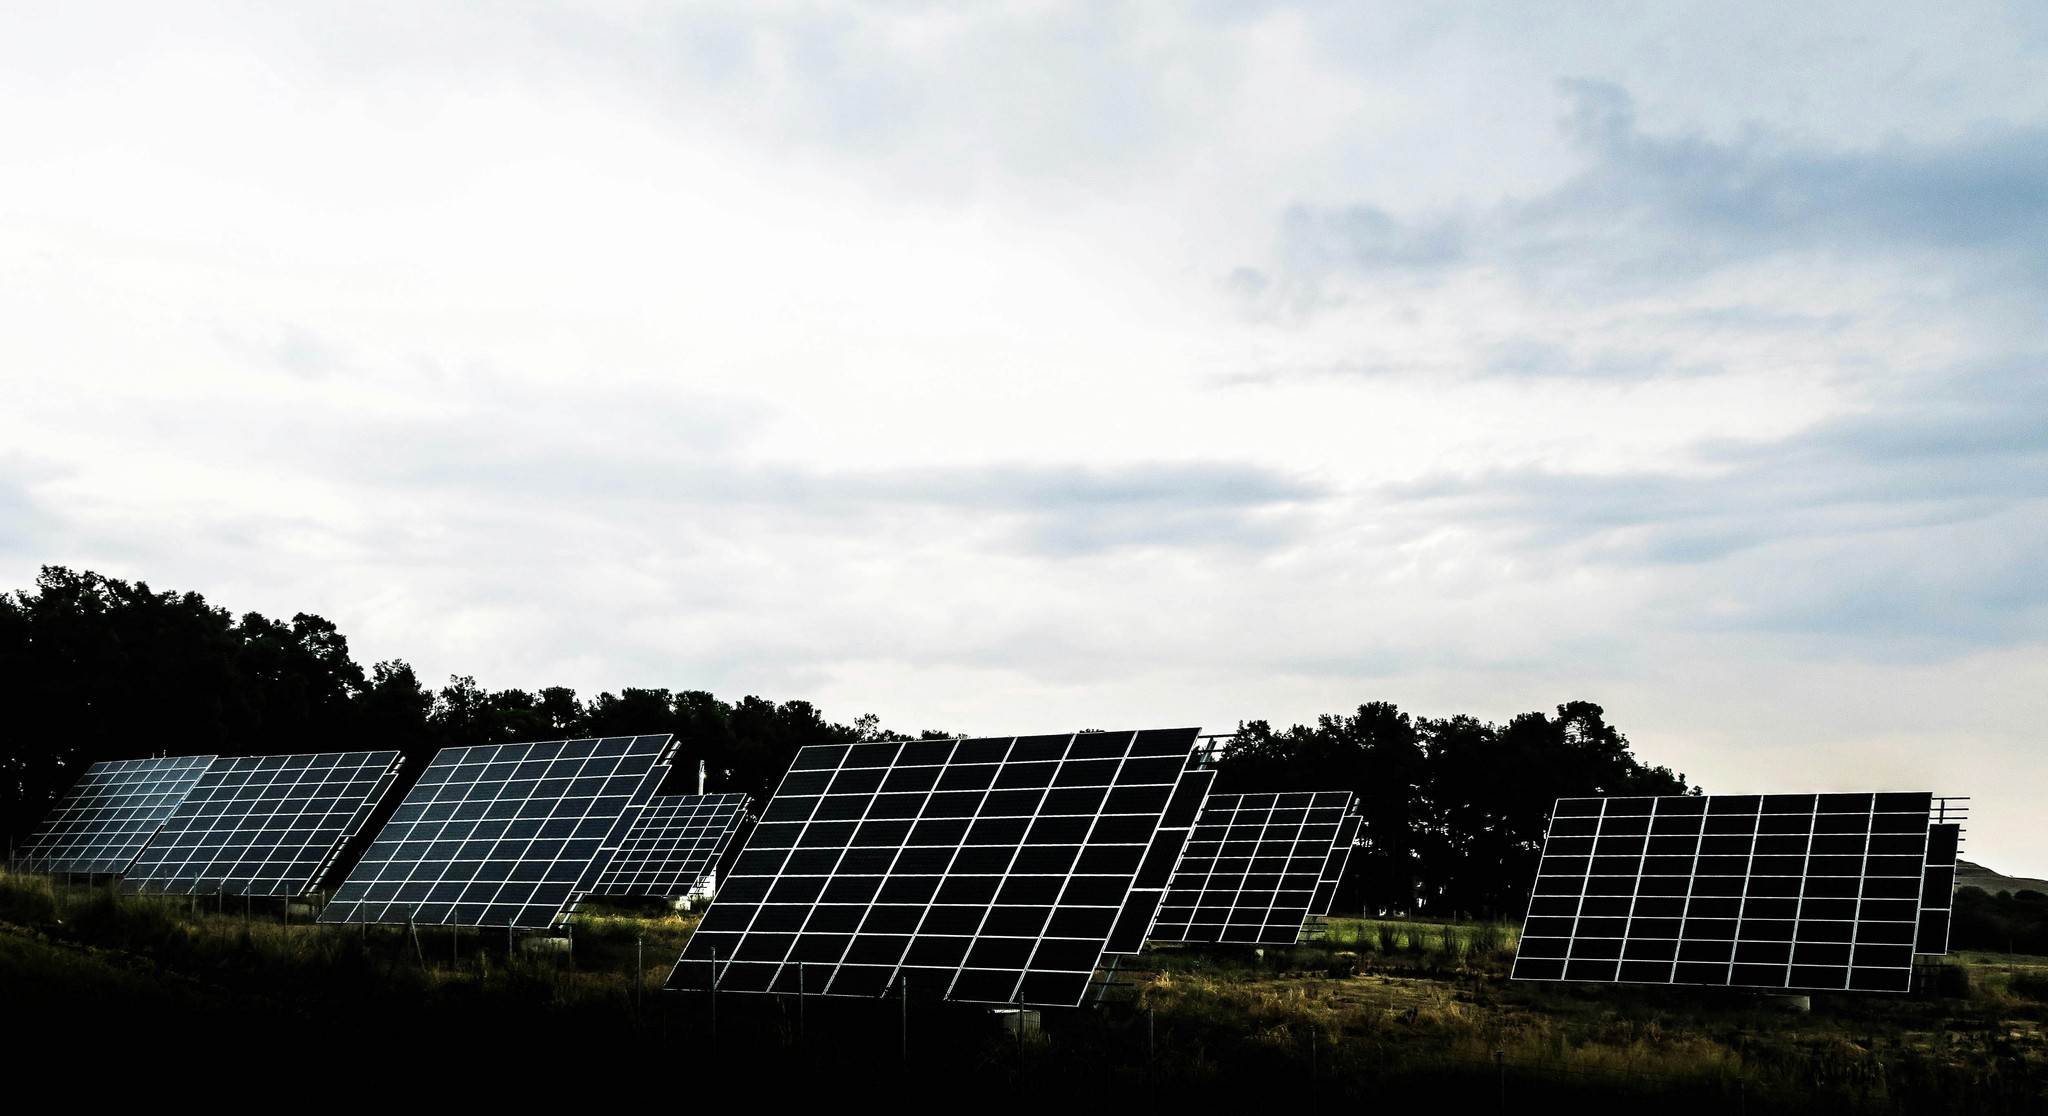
588 792 752 899
667 728 1214 1007
1311 813 1362 917
318 735 676 929
1916 821 1960 956
1512 792 1943 993
16 755 217 874
1150 791 1356 945
122 751 405 897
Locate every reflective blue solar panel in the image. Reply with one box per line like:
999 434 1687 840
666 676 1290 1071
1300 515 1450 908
17 755 216 874
123 750 404 897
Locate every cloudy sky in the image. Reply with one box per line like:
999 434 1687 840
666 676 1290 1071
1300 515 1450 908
3 3 2043 873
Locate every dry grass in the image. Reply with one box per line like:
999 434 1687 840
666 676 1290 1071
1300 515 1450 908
6 868 2048 1110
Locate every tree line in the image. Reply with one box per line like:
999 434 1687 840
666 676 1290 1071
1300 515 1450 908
1 565 1694 918
1217 702 1692 917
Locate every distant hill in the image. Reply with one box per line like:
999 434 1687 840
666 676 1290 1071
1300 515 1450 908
1957 859 2048 895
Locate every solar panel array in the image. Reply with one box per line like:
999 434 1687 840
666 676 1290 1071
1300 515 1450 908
1151 791 1355 945
1513 792 1940 993
1106 765 1215 954
16 755 217 874
589 792 751 899
667 728 1211 1007
1915 822 1960 956
1311 813 1361 917
319 735 676 929
122 751 405 897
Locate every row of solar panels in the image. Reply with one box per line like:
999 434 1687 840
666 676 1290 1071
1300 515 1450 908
13 742 751 909
11 729 1362 1006
662 729 1359 1006
12 726 1964 1006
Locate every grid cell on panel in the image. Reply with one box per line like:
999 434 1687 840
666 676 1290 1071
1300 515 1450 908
17 755 217 874
317 736 675 928
1152 790 1355 945
587 792 750 899
666 727 1208 1007
1512 792 1940 994
122 750 404 897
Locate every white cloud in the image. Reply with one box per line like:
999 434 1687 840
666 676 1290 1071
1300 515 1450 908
3 1 2045 873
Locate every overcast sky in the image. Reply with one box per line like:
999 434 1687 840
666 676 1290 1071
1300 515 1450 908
3 3 2043 873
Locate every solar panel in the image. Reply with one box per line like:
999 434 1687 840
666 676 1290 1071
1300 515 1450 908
1310 813 1361 917
317 735 676 929
588 792 751 899
1104 765 1215 954
1149 791 1355 945
1512 792 1943 993
121 751 405 897
16 755 217 874
1915 822 1960 955
666 727 1212 1007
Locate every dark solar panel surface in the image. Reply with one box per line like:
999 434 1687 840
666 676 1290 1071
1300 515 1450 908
318 735 675 928
667 728 1210 1007
1150 791 1354 945
1513 792 1938 993
1915 822 1959 955
17 755 216 874
589 792 751 898
1103 766 1213 955
122 751 404 897
1311 813 1361 917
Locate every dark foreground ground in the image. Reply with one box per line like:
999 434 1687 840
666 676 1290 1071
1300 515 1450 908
3 872 2044 1113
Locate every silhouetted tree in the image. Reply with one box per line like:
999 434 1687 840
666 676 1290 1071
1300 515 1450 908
1219 700 1694 919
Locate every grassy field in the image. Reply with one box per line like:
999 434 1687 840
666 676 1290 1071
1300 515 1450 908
3 870 2043 1111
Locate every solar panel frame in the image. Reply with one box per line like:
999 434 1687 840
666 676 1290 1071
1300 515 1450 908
317 735 676 929
121 750 405 897
1512 792 1938 993
1149 790 1355 946
666 727 1209 1007
587 792 752 899
16 755 217 874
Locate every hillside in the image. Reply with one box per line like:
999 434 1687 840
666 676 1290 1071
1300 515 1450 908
1959 860 2048 895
